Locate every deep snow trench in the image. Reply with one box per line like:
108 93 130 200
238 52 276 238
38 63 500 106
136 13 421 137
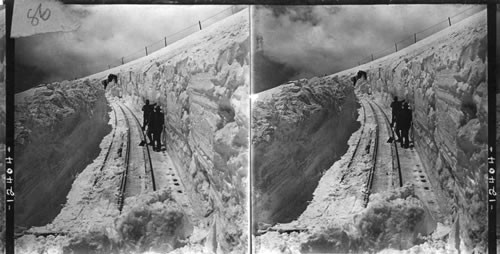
252 77 360 226
15 81 111 228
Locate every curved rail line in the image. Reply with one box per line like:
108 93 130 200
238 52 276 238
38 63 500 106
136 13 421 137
340 101 367 183
363 100 380 207
116 105 131 212
121 103 157 192
362 99 404 207
93 105 118 186
371 101 403 188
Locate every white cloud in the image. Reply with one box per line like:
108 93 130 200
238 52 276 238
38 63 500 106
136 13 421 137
15 4 231 92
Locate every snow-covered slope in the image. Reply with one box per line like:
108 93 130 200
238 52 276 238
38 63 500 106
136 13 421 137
99 9 249 253
252 78 359 225
15 80 111 228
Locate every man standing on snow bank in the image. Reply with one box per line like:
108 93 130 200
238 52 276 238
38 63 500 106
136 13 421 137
397 102 412 149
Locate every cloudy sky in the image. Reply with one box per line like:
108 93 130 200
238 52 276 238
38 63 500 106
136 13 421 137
15 4 235 93
254 5 486 93
15 4 487 94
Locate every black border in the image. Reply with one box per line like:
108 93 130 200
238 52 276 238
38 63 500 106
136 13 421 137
59 0 490 4
5 0 14 253
487 4 496 254
248 6 253 254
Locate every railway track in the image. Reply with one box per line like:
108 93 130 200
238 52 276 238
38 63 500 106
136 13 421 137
115 103 157 212
121 103 156 192
371 101 403 187
362 99 403 207
116 105 131 212
363 100 380 207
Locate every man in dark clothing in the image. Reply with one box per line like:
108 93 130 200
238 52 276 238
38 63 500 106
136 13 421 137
357 70 367 80
101 79 108 90
390 96 402 141
351 76 358 86
397 102 412 148
108 74 118 83
141 100 156 131
390 96 401 127
150 106 165 151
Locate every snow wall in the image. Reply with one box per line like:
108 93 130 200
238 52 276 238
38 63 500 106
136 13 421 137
14 81 111 227
340 11 487 251
111 11 249 252
251 77 360 225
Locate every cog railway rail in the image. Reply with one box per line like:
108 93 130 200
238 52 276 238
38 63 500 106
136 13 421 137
361 99 403 207
371 100 403 187
116 103 157 212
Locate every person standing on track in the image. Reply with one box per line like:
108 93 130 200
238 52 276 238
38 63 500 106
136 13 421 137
141 100 156 131
141 99 156 147
397 102 412 149
151 105 165 151
390 96 402 142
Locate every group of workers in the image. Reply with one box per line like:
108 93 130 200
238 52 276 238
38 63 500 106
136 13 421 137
141 100 165 152
102 73 164 151
102 74 164 151
389 96 413 149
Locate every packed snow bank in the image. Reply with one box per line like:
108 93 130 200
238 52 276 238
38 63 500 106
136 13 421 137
15 189 191 254
300 185 430 253
256 185 441 254
98 10 249 253
334 10 487 252
59 189 192 254
252 76 359 225
14 79 111 228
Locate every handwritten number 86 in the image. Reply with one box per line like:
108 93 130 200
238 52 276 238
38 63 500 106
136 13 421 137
27 3 51 26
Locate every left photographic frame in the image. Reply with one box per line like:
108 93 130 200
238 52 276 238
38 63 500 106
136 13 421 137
9 3 250 254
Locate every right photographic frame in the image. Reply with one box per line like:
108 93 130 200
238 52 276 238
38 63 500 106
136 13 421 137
251 4 488 253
